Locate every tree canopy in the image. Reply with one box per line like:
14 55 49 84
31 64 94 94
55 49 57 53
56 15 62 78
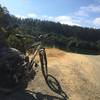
0 5 100 54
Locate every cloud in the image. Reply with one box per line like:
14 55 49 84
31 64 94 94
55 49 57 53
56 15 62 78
41 15 81 26
15 13 37 19
15 14 27 19
54 16 80 26
93 17 100 26
81 4 100 13
75 4 100 16
41 15 54 21
95 0 100 3
27 13 37 18
74 9 88 17
73 4 100 28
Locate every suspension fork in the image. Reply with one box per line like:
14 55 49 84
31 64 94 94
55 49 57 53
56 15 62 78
39 48 48 78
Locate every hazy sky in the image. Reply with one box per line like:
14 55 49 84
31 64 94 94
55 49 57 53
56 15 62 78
0 0 100 28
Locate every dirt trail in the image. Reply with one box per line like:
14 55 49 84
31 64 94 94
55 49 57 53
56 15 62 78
27 48 100 100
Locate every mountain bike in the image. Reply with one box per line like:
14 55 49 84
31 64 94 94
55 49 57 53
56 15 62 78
16 33 68 99
16 34 68 99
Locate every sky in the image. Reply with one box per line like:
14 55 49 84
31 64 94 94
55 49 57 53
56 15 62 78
0 0 100 29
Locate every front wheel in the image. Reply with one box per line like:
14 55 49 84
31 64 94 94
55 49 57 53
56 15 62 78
39 48 48 78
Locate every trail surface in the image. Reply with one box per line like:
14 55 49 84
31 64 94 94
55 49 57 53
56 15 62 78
28 48 100 100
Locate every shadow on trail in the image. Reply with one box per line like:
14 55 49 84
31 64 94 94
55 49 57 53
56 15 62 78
28 91 68 100
0 74 69 100
0 90 68 100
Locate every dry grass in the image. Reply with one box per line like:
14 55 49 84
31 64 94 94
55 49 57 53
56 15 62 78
27 48 100 100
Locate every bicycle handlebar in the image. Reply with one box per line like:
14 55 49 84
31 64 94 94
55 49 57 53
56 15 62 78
15 34 49 40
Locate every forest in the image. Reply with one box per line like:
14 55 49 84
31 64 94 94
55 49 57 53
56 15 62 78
0 5 100 54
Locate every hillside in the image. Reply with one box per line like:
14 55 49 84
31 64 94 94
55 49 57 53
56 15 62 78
27 48 100 100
